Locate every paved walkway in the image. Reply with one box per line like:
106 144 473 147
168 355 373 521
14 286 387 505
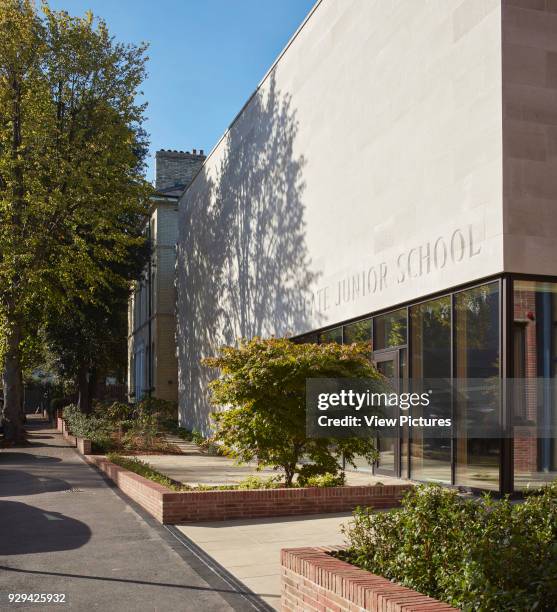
175 513 352 610
0 418 262 612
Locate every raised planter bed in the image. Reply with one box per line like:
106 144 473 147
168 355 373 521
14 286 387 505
76 436 92 455
281 547 455 612
58 418 92 455
62 427 77 447
85 455 412 524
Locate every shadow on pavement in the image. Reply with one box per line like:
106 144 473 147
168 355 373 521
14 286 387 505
0 564 273 597
0 453 70 497
0 500 91 555
0 469 71 497
0 452 62 463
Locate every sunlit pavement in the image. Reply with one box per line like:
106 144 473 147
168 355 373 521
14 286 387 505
0 418 259 612
175 513 352 610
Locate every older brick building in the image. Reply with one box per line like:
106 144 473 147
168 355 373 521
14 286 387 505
128 149 205 402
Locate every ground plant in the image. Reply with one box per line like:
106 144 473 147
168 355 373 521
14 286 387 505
63 399 178 453
341 483 557 611
204 337 382 486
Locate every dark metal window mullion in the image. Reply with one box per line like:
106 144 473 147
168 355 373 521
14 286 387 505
450 292 456 487
501 276 514 495
406 306 412 480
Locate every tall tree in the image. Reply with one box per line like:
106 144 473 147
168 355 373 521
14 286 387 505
0 1 150 442
44 241 148 413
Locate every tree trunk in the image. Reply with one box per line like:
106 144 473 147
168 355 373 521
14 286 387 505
88 366 97 407
2 324 25 444
284 465 295 487
77 363 92 414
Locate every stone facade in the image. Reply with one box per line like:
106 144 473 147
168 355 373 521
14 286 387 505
175 0 505 433
174 1 557 457
502 0 557 275
128 150 205 402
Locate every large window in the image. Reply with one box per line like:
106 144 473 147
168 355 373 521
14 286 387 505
343 319 372 345
410 296 451 482
454 282 500 490
374 309 407 350
513 280 557 490
319 327 342 344
293 275 557 493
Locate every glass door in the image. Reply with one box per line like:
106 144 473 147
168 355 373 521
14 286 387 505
374 350 400 477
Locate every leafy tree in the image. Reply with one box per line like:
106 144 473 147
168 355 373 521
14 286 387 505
0 0 150 442
43 240 148 413
204 337 381 487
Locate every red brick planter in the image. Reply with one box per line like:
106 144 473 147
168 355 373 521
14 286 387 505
77 436 92 455
58 419 92 455
281 547 455 611
62 427 77 447
85 455 412 524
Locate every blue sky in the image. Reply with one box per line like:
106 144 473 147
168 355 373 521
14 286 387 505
47 0 315 182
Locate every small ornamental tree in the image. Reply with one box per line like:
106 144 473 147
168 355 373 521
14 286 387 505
203 337 383 487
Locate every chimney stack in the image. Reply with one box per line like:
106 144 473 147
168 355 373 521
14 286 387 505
155 149 206 192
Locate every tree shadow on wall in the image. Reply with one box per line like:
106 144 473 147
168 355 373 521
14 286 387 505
176 73 321 433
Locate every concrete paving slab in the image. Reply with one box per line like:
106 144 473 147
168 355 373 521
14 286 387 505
176 512 354 610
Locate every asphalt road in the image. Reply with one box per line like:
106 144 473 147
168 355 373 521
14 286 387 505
0 418 267 612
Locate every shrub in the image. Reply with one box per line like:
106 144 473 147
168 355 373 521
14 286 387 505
64 400 178 453
122 409 158 450
203 337 381 486
98 401 134 424
298 471 346 488
236 475 283 489
341 483 557 610
63 404 112 444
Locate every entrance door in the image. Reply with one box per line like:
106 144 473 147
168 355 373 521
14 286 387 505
374 350 400 477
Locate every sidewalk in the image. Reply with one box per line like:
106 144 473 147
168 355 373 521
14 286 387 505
0 418 261 612
174 513 351 610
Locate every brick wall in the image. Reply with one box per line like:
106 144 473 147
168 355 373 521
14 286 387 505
85 456 412 524
513 286 538 473
281 547 455 612
161 484 412 524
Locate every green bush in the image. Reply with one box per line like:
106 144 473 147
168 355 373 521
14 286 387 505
98 401 134 424
63 404 112 444
236 475 283 489
341 483 557 610
203 337 381 486
64 399 179 453
298 471 346 488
